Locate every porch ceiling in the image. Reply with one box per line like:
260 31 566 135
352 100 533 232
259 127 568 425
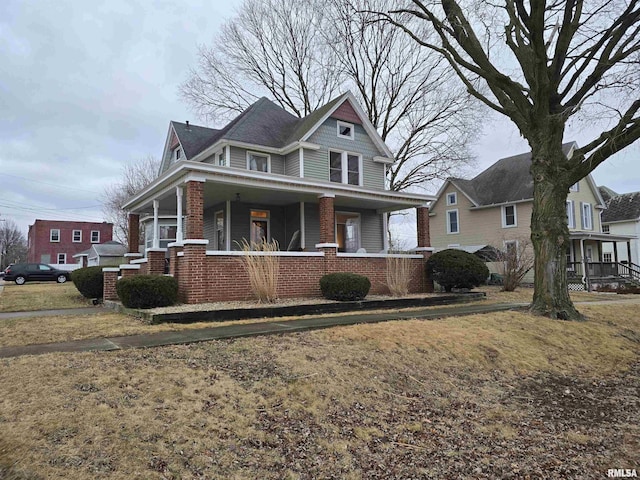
128 162 434 216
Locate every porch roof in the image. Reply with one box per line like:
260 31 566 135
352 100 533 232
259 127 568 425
569 231 636 242
124 161 435 214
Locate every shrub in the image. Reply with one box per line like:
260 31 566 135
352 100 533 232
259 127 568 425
320 272 371 301
71 266 104 299
426 249 489 292
116 275 178 309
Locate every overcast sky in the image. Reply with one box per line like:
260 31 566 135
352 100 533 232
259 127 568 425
1 0 638 238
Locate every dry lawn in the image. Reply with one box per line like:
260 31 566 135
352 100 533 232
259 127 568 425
0 282 89 312
1 303 638 479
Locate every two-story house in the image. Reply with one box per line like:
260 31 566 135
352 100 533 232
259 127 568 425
429 142 635 289
600 187 640 269
109 92 435 303
27 219 113 269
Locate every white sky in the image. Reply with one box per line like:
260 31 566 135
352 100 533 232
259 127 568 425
1 0 638 238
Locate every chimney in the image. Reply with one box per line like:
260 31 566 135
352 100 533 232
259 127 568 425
186 120 190 130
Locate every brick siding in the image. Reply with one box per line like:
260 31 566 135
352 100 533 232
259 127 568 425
128 214 140 253
318 196 335 244
186 181 204 238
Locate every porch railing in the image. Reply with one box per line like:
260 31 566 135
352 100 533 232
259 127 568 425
567 262 640 284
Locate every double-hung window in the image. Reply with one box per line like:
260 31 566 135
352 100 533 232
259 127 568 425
91 230 100 243
446 209 459 234
50 229 60 242
502 204 517 227
72 230 82 242
581 202 593 230
329 150 361 186
57 253 66 264
446 192 457 206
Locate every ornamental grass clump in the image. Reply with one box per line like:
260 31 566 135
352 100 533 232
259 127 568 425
237 239 280 303
385 254 413 297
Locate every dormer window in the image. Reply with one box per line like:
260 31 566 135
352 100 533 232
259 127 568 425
173 147 182 162
446 192 457 206
337 121 354 140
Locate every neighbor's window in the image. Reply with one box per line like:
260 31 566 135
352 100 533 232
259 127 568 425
91 230 100 243
603 253 612 263
581 202 593 230
336 120 354 140
250 210 270 245
57 253 66 264
72 230 82 242
447 209 459 234
247 152 270 172
602 224 610 233
569 182 579 192
446 192 457 206
566 200 575 229
50 229 60 242
504 240 518 263
502 204 517 227
329 150 361 186
336 212 361 253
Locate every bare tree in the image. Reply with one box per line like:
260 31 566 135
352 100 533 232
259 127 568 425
102 156 160 244
495 237 535 292
0 220 27 269
377 0 640 320
180 0 479 194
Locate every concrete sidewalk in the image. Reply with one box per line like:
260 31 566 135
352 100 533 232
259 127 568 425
0 302 523 359
0 307 107 320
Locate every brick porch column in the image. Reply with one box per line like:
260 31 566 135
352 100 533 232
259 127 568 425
179 240 209 304
168 243 183 279
128 213 140 253
102 268 119 301
147 249 167 275
186 180 204 239
416 205 434 293
318 194 335 245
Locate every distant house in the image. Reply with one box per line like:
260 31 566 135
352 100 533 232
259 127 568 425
600 188 640 267
27 220 114 270
429 142 636 289
104 91 436 304
73 241 127 268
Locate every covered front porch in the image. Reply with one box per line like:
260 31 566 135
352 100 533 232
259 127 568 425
567 232 638 290
112 162 435 303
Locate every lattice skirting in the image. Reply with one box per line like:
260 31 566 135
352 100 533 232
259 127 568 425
568 282 585 291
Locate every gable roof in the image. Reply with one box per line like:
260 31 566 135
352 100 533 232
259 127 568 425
91 241 127 258
442 142 578 207
167 91 393 163
602 190 640 223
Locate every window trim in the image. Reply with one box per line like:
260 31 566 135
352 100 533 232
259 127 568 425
503 240 519 264
173 147 182 162
446 192 457 206
72 230 82 243
569 182 579 192
216 149 225 167
328 149 363 186
246 151 271 173
502 204 518 228
336 120 355 140
57 253 66 264
581 202 593 230
250 209 270 245
446 209 459 234
90 230 100 243
50 229 60 242
566 200 575 229
335 211 362 253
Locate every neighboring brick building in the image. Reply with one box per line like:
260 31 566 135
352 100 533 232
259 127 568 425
27 220 113 266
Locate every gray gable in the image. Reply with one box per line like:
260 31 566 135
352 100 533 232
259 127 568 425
453 142 576 206
602 191 640 223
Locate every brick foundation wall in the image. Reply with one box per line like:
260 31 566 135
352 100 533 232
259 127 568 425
174 251 425 303
103 270 118 301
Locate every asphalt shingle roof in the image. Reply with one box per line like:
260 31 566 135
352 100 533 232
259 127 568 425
601 190 640 223
171 94 353 159
92 241 127 257
452 142 576 206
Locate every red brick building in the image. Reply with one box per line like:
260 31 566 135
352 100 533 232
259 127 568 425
28 220 113 266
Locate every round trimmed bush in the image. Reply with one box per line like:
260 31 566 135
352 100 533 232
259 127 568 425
426 249 489 292
116 275 179 309
71 266 104 299
320 272 371 301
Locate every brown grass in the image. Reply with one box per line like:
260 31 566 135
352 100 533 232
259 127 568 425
0 303 638 478
0 282 89 312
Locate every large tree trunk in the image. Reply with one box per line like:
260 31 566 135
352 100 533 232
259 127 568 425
528 135 585 321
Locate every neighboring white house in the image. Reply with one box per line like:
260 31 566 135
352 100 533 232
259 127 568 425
73 241 127 268
600 187 640 267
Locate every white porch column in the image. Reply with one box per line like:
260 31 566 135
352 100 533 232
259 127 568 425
300 202 306 249
153 200 160 249
382 212 389 252
225 200 231 251
176 186 184 242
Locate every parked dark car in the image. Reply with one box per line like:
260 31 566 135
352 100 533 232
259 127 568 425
3 263 70 285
